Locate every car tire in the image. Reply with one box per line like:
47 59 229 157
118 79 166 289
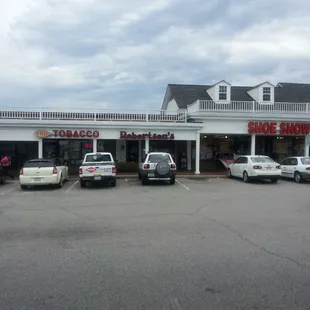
80 180 86 188
0 176 5 185
20 185 27 190
170 177 175 185
111 180 116 187
294 172 302 183
142 178 147 185
138 173 141 180
243 171 250 183
271 179 278 183
56 176 63 188
227 169 232 178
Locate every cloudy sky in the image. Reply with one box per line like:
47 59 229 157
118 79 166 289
1 0 310 110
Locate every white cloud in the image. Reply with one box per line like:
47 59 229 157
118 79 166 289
0 0 310 108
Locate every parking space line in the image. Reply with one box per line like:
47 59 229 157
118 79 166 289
176 179 191 191
66 180 78 193
0 187 14 196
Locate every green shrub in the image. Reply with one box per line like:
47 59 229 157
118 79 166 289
116 161 138 173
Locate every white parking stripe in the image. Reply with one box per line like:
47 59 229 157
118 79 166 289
0 187 14 196
66 180 78 193
176 179 191 191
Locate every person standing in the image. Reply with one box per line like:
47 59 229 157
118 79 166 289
1 156 14 180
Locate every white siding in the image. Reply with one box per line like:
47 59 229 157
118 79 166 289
207 81 231 102
248 82 274 103
166 99 178 112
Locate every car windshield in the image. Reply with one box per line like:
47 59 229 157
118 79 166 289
250 157 274 163
24 160 55 167
148 154 171 163
301 157 310 165
85 154 112 162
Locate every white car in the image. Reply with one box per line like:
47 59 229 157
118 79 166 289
280 156 310 183
19 159 69 190
227 155 281 183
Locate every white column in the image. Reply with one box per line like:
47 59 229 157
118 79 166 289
305 136 309 157
250 134 256 155
195 132 200 174
38 140 43 158
92 139 97 153
138 140 142 162
145 138 149 154
187 140 192 171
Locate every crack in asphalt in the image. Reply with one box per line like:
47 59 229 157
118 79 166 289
206 216 310 270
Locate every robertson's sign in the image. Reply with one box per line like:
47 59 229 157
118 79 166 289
35 129 100 138
120 131 175 140
248 121 310 135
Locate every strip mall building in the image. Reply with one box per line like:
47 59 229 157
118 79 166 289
1 81 310 173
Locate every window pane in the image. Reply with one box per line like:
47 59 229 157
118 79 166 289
219 86 227 92
250 157 274 163
263 94 270 101
301 157 310 165
263 87 271 94
24 160 55 167
148 154 171 163
85 154 112 162
219 93 227 100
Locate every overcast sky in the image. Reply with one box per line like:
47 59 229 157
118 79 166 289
1 0 310 110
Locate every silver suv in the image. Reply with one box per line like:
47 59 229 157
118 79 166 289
138 152 176 185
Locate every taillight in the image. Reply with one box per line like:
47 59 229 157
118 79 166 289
53 167 58 174
112 167 116 173
79 168 83 174
20 168 23 175
306 167 310 170
171 163 176 169
276 165 281 169
253 165 262 169
144 164 150 169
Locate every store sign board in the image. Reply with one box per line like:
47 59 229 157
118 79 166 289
248 121 310 135
119 131 175 140
34 129 100 138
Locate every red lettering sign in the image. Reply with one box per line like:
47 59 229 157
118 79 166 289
248 121 310 135
52 130 100 138
119 131 175 140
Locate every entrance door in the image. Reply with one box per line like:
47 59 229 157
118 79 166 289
127 141 139 163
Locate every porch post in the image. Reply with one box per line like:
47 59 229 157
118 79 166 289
38 140 43 158
195 132 200 174
145 138 149 154
92 139 97 153
250 134 256 155
305 136 310 157
187 140 192 170
138 140 142 162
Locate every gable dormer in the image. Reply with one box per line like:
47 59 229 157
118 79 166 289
206 80 231 102
247 81 275 103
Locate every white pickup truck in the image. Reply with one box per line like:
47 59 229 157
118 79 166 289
78 152 117 188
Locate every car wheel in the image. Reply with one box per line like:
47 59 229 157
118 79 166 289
20 185 27 190
271 179 278 183
227 169 232 178
138 173 141 180
111 180 116 187
142 178 147 185
294 172 302 183
80 180 86 188
170 177 175 185
0 176 5 185
56 176 63 188
243 171 250 183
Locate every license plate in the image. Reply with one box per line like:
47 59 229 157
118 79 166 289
266 167 272 170
93 174 101 177
148 173 154 177
103 168 111 172
94 176 101 180
32 178 42 181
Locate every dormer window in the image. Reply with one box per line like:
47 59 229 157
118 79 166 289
219 86 227 100
263 87 271 101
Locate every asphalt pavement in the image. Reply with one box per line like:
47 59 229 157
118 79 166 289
1 177 310 309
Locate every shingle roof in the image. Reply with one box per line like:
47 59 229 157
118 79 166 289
164 82 310 109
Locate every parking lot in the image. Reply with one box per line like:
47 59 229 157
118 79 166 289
1 177 310 309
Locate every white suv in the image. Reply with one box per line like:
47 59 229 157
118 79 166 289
138 152 176 185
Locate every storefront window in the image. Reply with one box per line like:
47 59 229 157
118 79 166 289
97 140 116 160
